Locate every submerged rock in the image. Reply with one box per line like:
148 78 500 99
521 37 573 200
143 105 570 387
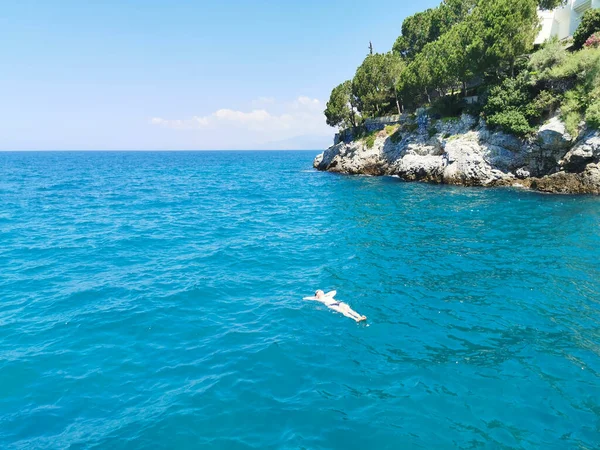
314 114 600 195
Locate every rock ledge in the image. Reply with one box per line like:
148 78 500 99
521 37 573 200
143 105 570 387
314 115 600 195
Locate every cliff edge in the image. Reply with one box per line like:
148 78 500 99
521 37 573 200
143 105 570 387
314 115 600 195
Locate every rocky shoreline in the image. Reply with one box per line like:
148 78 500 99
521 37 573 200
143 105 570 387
314 114 600 195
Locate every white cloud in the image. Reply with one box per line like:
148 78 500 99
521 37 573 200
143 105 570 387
293 96 321 110
253 96 275 106
149 96 331 149
213 108 273 124
150 116 209 129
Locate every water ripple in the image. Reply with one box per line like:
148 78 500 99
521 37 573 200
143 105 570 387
0 151 599 449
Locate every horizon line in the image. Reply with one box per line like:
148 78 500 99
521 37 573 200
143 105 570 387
0 149 324 152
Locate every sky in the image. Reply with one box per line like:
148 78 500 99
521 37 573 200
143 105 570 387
0 0 440 150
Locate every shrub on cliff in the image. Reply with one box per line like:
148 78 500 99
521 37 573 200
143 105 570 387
585 33 600 49
573 9 600 50
560 89 586 135
483 74 534 135
547 47 600 81
486 110 533 136
385 125 403 143
528 39 567 79
540 47 600 134
482 72 560 136
355 129 378 149
526 90 561 119
586 100 600 129
494 74 533 108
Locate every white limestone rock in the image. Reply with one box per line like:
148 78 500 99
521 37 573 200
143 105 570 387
442 135 513 186
312 114 600 194
395 154 446 182
560 130 600 172
538 117 573 152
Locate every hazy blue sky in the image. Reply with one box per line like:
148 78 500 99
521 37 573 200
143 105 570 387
1 0 439 150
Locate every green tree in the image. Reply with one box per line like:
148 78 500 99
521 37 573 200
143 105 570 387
573 9 600 50
436 0 478 32
484 74 533 116
352 53 402 117
399 54 435 104
392 8 438 60
392 0 477 60
324 81 358 129
439 19 482 96
397 60 426 108
424 40 455 97
384 53 407 115
396 14 480 104
473 0 540 76
537 0 566 9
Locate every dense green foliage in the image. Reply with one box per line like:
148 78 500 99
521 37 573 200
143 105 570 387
475 0 539 75
394 0 541 109
486 109 533 136
538 46 600 135
481 43 600 136
573 9 600 50
392 0 476 60
324 0 600 137
352 53 405 116
537 0 566 10
392 8 438 61
528 38 567 77
481 72 560 136
483 75 534 135
586 100 600 129
324 81 358 129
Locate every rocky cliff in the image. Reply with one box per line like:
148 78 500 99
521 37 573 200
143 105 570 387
314 115 600 195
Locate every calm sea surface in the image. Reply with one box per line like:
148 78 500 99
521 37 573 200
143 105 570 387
1 151 599 449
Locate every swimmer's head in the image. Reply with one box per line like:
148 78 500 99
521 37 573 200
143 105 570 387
315 290 324 298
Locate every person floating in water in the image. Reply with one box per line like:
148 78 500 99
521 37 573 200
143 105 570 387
304 290 367 323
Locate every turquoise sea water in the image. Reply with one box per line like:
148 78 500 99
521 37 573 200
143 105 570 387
1 151 599 449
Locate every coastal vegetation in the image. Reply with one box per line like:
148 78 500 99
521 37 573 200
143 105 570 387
573 9 600 49
324 0 600 138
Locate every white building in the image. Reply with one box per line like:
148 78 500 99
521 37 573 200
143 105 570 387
535 0 600 44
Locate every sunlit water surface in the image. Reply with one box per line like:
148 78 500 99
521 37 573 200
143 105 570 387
1 151 599 449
